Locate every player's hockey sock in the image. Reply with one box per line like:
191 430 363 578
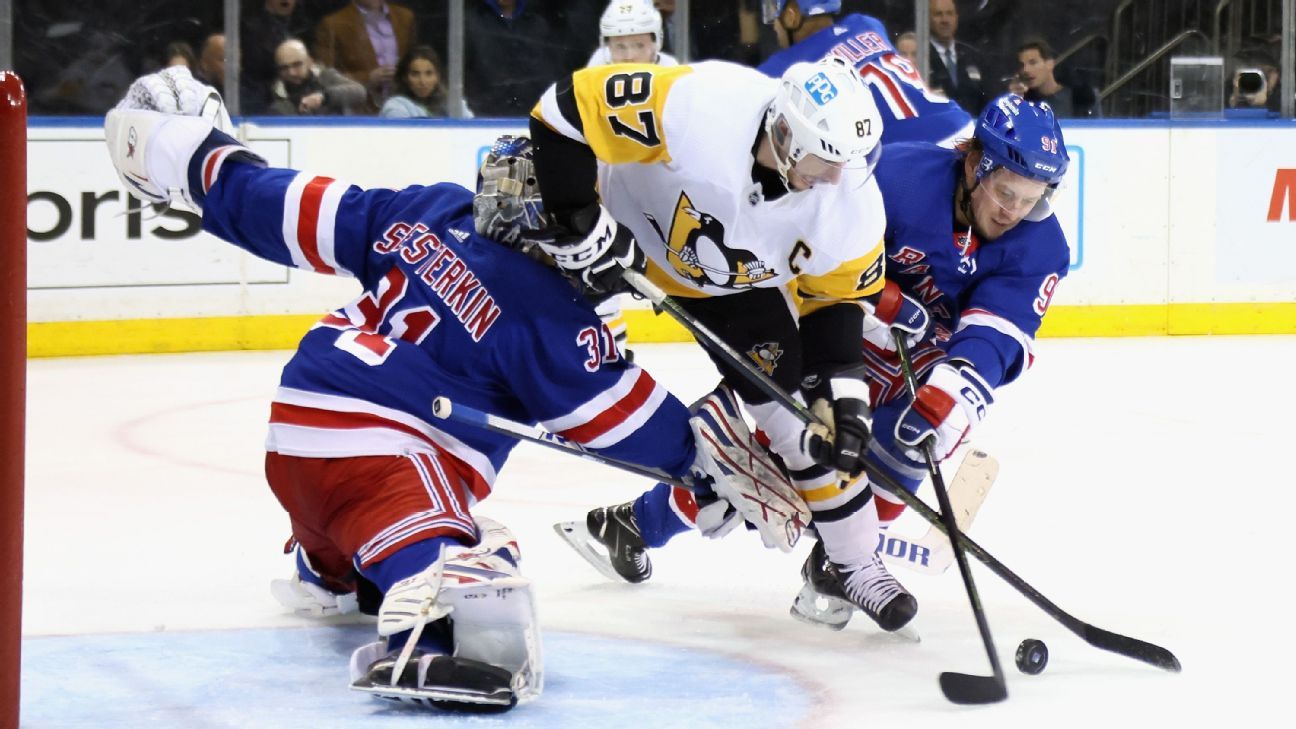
633 482 697 548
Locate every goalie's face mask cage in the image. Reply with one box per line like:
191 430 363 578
473 135 546 249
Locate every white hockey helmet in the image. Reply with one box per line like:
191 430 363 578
764 57 883 188
600 0 664 53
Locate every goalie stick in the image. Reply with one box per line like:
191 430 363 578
622 269 1182 681
879 449 997 576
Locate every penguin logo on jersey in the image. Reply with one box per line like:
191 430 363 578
747 341 784 376
646 191 776 289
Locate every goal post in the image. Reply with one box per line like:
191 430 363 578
0 70 27 728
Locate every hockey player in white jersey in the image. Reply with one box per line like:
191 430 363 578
105 69 801 712
529 56 932 632
587 0 678 67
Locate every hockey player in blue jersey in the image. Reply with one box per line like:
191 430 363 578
561 93 1072 633
759 0 974 147
103 67 800 711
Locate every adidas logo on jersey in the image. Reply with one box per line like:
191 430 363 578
449 228 470 242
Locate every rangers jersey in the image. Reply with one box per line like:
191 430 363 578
531 61 888 310
875 142 1070 390
759 14 974 148
192 143 697 504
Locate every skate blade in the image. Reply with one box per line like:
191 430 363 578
350 678 516 709
552 521 628 584
789 583 851 631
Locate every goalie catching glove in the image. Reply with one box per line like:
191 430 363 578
800 364 873 481
896 361 994 461
686 384 810 552
526 202 645 295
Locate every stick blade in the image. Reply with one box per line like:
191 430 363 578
1083 625 1182 672
938 672 1008 705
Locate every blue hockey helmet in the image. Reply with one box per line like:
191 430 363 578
761 0 841 25
974 94 1069 187
474 135 546 248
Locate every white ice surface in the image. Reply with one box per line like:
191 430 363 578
21 336 1296 727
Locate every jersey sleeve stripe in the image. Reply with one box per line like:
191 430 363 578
201 145 243 193
555 77 585 135
281 174 339 275
957 308 1034 362
534 83 587 143
579 379 668 449
314 179 350 277
542 367 662 446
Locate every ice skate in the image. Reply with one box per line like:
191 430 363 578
553 502 651 583
791 540 917 632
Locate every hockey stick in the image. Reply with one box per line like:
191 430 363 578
881 449 997 576
620 270 1181 675
430 397 691 490
894 335 1006 704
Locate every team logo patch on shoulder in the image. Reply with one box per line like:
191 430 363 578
747 342 784 376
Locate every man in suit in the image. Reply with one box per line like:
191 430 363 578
927 0 987 115
314 0 417 112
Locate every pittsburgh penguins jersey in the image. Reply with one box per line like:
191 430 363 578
188 131 698 503
532 61 888 308
875 142 1070 389
759 14 975 148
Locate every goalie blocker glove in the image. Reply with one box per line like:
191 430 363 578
896 361 994 461
801 363 873 479
528 202 645 295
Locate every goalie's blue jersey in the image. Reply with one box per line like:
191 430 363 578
196 154 696 502
758 14 974 147
875 142 1070 389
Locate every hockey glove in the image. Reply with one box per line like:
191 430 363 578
800 364 873 480
687 384 810 552
532 203 645 295
896 362 994 461
861 279 933 351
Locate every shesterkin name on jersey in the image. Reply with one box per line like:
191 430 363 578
369 220 502 342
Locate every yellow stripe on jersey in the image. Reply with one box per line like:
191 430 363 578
567 64 693 165
795 237 887 316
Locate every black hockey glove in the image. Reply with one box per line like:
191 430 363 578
531 202 645 295
800 364 873 479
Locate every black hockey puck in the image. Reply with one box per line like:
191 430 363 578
1015 638 1048 674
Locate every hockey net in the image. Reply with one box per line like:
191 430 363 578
1 70 27 727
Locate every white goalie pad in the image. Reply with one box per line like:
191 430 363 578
688 385 812 553
270 572 359 618
352 516 543 707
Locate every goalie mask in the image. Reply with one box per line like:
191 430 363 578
473 135 546 248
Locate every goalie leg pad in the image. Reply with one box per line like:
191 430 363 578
688 384 811 553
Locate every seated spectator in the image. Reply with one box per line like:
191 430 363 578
380 45 473 118
927 0 989 114
268 38 367 115
242 0 314 114
197 33 226 95
894 31 919 66
587 0 677 66
1017 38 1099 118
164 41 197 71
314 0 416 112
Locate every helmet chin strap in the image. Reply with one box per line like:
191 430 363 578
763 107 795 189
956 171 982 241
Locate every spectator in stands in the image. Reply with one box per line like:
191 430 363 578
242 0 314 113
927 0 988 115
315 0 417 112
380 45 473 118
894 31 918 66
1017 38 1099 118
268 38 367 115
197 33 226 95
164 41 197 72
464 0 565 117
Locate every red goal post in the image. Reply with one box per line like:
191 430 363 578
0 70 26 729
